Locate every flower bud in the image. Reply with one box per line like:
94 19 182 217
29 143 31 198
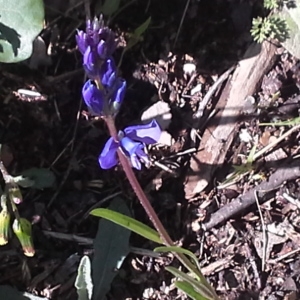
82 80 104 115
8 184 22 204
13 218 35 257
111 79 126 111
0 209 10 245
83 46 99 78
100 58 116 87
75 30 88 55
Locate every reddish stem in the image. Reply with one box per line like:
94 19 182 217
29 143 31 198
104 115 172 245
104 114 219 299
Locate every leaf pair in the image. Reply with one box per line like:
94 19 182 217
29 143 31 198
90 199 218 300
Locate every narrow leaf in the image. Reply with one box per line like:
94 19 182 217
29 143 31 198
154 246 201 275
92 197 131 300
126 17 151 50
175 281 209 300
166 267 214 300
101 0 121 16
247 144 257 164
75 256 93 300
90 207 162 244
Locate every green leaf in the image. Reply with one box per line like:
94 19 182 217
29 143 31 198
0 285 49 299
92 197 131 300
247 144 257 164
278 0 300 59
90 206 162 244
166 267 215 300
154 246 201 275
101 0 121 16
118 16 151 68
175 281 209 300
16 168 55 189
0 0 44 63
75 256 93 300
126 17 151 50
259 116 300 126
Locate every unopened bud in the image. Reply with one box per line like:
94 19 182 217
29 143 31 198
0 209 10 245
8 184 22 204
13 218 35 257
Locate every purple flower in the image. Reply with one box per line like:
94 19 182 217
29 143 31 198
77 16 126 116
99 120 161 170
76 16 116 60
82 80 104 115
76 16 116 78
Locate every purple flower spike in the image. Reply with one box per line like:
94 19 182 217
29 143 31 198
82 80 104 115
76 16 116 65
98 120 161 170
77 15 126 116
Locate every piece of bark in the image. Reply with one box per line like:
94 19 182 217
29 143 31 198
184 42 277 198
203 159 300 231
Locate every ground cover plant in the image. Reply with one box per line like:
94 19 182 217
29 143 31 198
1 0 300 299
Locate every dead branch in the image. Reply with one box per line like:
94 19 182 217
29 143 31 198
202 159 300 231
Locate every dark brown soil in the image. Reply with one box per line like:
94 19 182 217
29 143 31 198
1 0 300 299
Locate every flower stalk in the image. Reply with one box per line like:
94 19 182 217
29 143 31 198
77 16 219 299
105 115 218 299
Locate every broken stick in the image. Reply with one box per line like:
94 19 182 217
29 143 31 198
202 159 300 231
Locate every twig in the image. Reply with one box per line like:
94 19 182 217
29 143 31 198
244 242 261 289
47 141 83 208
173 0 191 48
42 230 160 258
282 192 300 210
83 191 122 219
268 247 300 264
193 65 236 123
253 124 300 161
254 191 267 271
203 159 300 231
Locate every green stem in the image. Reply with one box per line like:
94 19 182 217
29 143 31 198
104 115 219 299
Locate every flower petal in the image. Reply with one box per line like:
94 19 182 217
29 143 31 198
124 120 161 144
120 137 148 170
98 27 116 57
76 30 87 54
111 78 126 104
130 153 142 170
97 40 108 60
100 58 116 87
83 47 99 78
130 144 150 170
82 80 104 115
83 46 96 68
135 145 150 165
99 137 119 169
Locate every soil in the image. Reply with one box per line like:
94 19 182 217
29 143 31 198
1 0 300 299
